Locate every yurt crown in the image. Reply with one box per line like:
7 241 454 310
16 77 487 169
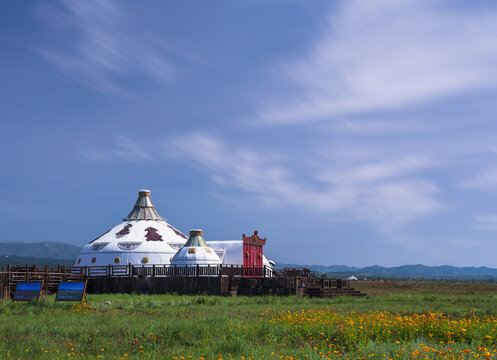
123 189 164 221
183 229 207 247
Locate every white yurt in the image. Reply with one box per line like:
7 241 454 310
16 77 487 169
170 229 222 265
75 189 274 269
75 190 188 267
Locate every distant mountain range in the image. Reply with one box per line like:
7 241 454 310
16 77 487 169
0 255 74 268
277 263 497 278
0 241 80 261
1 242 497 278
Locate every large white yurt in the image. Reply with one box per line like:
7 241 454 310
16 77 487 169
75 190 188 267
170 229 222 265
75 189 274 268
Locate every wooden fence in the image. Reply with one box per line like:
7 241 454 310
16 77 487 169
78 264 272 278
0 264 272 299
0 264 272 284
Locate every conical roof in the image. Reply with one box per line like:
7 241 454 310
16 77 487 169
170 229 221 265
124 189 164 221
75 189 188 267
183 229 208 247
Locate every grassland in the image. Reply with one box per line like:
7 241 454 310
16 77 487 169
1 281 497 359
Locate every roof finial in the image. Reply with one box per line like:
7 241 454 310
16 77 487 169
124 189 164 221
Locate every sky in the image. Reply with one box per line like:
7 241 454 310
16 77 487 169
2 0 497 267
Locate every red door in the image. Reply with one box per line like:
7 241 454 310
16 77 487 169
243 230 266 277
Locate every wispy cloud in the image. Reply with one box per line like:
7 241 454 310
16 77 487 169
37 0 177 96
254 0 497 125
81 135 152 162
166 133 442 232
83 128 443 233
474 214 497 230
458 167 497 189
76 0 497 238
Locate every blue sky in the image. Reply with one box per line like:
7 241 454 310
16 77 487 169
2 0 497 267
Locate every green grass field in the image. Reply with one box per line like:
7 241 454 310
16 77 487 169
2 282 497 359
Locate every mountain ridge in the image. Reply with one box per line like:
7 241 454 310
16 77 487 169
0 241 81 260
277 263 497 278
1 241 496 278
0 255 75 267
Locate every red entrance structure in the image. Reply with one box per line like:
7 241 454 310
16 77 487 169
242 230 266 277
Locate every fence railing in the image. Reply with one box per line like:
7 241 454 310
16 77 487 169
0 264 273 285
0 265 85 293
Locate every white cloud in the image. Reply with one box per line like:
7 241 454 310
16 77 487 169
111 135 153 162
315 155 432 185
459 167 497 189
166 133 442 232
37 0 176 96
327 118 428 135
81 135 152 162
82 128 444 235
255 0 497 125
475 214 497 230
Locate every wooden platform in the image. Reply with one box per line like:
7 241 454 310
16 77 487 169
0 265 366 299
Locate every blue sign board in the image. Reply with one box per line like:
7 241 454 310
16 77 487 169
55 281 87 302
13 282 43 301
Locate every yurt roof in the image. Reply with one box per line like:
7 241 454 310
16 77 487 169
183 229 208 247
124 189 164 221
170 229 221 265
78 190 188 259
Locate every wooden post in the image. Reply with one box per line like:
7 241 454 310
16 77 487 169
7 265 11 297
44 265 48 292
128 263 132 277
152 265 156 279
108 264 111 277
196 264 199 277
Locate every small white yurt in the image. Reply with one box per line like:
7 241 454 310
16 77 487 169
75 190 188 267
170 229 222 265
